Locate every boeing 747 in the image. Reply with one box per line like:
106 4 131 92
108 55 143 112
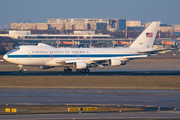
3 21 163 73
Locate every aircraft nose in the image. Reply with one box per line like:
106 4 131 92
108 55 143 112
3 54 8 61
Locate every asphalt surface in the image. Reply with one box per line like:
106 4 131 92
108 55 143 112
1 70 180 76
1 68 180 119
1 89 180 108
0 89 180 119
1 111 180 120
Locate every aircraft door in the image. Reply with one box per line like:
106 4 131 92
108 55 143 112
28 53 31 59
50 53 53 59
77 51 80 59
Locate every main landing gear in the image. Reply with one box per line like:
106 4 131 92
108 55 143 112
64 66 72 72
76 69 90 73
63 66 90 73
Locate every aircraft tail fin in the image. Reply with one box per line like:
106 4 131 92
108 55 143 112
129 21 160 48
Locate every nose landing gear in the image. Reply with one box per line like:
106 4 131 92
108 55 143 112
19 69 24 73
18 65 24 73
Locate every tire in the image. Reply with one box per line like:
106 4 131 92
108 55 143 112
85 69 90 73
68 69 72 72
19 69 24 73
80 69 85 73
76 69 80 72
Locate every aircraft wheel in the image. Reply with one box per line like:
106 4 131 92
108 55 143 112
19 69 24 73
68 69 72 72
64 69 72 72
76 69 80 72
80 69 85 73
85 69 90 73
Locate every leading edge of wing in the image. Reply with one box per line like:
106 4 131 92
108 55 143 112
122 55 147 59
138 48 174 54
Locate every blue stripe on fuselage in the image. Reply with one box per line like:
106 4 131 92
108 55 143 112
7 54 142 58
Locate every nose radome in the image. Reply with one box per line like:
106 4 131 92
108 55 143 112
3 54 7 60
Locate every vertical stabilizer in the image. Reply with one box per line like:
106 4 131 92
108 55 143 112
129 21 160 48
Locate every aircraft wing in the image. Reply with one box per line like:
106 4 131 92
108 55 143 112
122 55 147 59
138 48 173 54
56 59 82 63
56 58 107 64
55 55 147 64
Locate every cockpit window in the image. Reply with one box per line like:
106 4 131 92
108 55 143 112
14 46 20 49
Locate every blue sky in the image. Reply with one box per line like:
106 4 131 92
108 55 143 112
0 0 179 28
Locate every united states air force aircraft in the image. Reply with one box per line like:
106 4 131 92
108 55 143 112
3 21 163 73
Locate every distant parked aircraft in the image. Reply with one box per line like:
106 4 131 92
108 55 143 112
4 21 165 73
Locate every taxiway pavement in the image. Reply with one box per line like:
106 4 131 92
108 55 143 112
0 89 180 108
1 70 180 76
1 111 180 120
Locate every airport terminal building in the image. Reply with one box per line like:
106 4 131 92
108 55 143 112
10 18 144 31
1 30 117 48
2 18 180 49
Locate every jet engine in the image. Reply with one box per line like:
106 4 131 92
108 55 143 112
108 59 122 66
73 61 88 69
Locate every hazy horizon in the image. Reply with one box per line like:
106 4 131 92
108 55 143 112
0 0 180 28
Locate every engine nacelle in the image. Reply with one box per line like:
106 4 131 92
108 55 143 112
73 61 88 69
108 59 122 66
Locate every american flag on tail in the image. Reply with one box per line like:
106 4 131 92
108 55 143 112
146 33 153 37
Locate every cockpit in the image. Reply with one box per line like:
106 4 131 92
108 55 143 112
14 46 20 50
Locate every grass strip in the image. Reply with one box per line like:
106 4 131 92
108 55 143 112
0 76 180 90
0 105 144 114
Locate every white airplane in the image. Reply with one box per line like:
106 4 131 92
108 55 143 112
3 21 162 73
